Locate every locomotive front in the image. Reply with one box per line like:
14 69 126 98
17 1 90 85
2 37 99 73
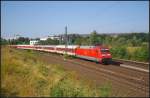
99 47 112 64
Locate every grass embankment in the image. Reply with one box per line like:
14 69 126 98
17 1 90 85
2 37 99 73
110 46 149 62
1 46 111 97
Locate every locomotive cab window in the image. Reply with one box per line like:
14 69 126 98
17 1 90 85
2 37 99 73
100 49 110 53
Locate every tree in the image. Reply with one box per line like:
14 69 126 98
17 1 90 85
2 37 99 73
110 46 127 59
38 38 59 45
17 37 30 44
74 37 83 45
89 30 100 45
1 38 9 45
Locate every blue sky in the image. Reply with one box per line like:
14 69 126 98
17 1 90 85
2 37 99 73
1 1 149 39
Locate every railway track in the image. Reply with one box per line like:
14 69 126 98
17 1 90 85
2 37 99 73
112 58 149 71
66 59 149 94
16 49 149 97
67 59 148 94
37 51 149 96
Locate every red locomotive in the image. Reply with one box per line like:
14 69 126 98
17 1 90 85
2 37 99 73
75 45 112 64
12 44 112 64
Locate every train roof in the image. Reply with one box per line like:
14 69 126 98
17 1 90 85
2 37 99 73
35 45 57 47
56 45 79 48
13 44 109 49
78 46 95 48
78 45 109 49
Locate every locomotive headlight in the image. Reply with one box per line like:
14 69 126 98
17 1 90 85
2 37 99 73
107 54 110 56
102 54 105 56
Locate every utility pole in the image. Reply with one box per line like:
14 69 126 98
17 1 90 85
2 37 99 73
59 35 61 45
65 26 68 56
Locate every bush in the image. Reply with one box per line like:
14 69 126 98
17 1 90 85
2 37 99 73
132 46 149 62
110 46 127 59
99 82 112 97
50 79 84 97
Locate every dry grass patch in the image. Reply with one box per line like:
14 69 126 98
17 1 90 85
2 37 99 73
1 46 111 97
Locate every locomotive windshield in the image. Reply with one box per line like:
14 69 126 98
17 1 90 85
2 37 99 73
101 49 110 53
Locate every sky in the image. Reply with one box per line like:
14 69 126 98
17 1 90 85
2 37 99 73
1 1 149 39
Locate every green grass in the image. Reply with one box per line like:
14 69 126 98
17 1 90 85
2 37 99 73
1 46 111 97
127 47 141 54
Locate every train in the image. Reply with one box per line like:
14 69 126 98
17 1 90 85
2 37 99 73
11 45 112 64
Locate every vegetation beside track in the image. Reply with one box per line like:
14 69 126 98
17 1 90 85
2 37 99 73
1 32 149 62
110 45 149 62
1 46 111 97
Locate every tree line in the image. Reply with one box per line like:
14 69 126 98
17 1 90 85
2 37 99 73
1 31 149 62
70 31 149 62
